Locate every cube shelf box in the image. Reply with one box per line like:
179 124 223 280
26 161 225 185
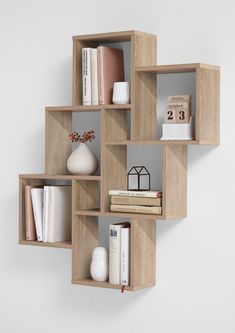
19 30 220 291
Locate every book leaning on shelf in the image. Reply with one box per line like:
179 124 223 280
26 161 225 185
27 185 71 243
109 222 130 286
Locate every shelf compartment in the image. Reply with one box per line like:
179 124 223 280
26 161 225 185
19 175 73 248
45 109 101 175
72 215 156 291
135 63 220 144
73 180 101 211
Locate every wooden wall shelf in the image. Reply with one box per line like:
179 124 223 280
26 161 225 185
19 30 220 291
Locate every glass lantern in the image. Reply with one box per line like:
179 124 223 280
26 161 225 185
127 166 150 191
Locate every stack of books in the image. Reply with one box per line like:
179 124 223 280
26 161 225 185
82 46 124 105
109 222 130 286
25 185 71 243
109 189 162 215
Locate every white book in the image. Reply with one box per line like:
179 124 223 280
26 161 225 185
47 186 71 243
42 186 50 242
121 227 130 286
91 48 98 105
31 188 43 241
82 48 92 105
109 189 162 198
109 224 123 285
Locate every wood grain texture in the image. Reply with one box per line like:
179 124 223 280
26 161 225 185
130 218 156 288
75 180 100 211
20 174 101 180
136 63 219 73
72 216 98 280
162 145 187 219
45 111 72 174
196 67 220 144
75 209 164 219
132 33 157 140
19 240 72 249
72 30 156 42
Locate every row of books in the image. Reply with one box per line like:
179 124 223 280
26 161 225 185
82 46 124 105
25 185 71 242
109 222 130 286
109 190 162 215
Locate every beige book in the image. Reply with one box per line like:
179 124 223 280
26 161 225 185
25 185 37 241
111 195 161 206
97 46 124 105
111 204 162 215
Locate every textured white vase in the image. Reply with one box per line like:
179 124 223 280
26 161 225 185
67 142 98 175
90 247 109 282
112 82 130 104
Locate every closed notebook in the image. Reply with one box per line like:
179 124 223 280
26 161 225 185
97 46 124 105
47 186 72 243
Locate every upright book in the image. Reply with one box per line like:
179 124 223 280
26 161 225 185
31 188 43 241
91 48 98 105
97 46 124 105
46 186 72 243
25 185 37 241
82 48 92 105
120 225 130 286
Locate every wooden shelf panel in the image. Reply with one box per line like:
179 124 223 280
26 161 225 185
19 240 72 249
105 140 198 145
135 63 220 74
19 174 101 181
72 30 155 42
72 278 138 291
45 104 131 112
75 209 164 220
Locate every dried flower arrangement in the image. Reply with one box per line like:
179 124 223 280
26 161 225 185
68 130 96 143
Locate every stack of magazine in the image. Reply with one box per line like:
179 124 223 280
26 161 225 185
109 189 162 215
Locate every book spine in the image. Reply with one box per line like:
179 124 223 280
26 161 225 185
167 95 191 103
111 204 162 215
42 186 49 242
31 189 43 241
82 48 92 105
47 187 55 242
91 48 98 105
97 47 105 105
25 186 36 241
121 228 130 286
109 225 121 285
111 195 161 206
109 190 162 198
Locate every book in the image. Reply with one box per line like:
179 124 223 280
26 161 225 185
25 185 37 241
42 186 50 242
91 48 98 105
111 204 162 215
97 46 124 105
111 195 161 206
121 226 130 286
47 186 71 243
109 223 127 285
31 188 43 241
109 189 162 198
82 48 92 105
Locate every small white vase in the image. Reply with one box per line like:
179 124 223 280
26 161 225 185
112 82 131 104
67 142 98 175
90 247 109 282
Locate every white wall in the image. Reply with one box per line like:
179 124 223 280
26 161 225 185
0 0 234 332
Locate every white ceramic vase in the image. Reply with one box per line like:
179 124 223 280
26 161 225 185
112 82 130 104
67 142 98 175
90 247 109 282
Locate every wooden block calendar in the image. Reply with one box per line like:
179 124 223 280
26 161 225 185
165 95 191 124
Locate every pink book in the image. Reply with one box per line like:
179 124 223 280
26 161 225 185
25 185 37 240
97 46 124 105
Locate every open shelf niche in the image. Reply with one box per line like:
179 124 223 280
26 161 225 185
19 30 220 291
